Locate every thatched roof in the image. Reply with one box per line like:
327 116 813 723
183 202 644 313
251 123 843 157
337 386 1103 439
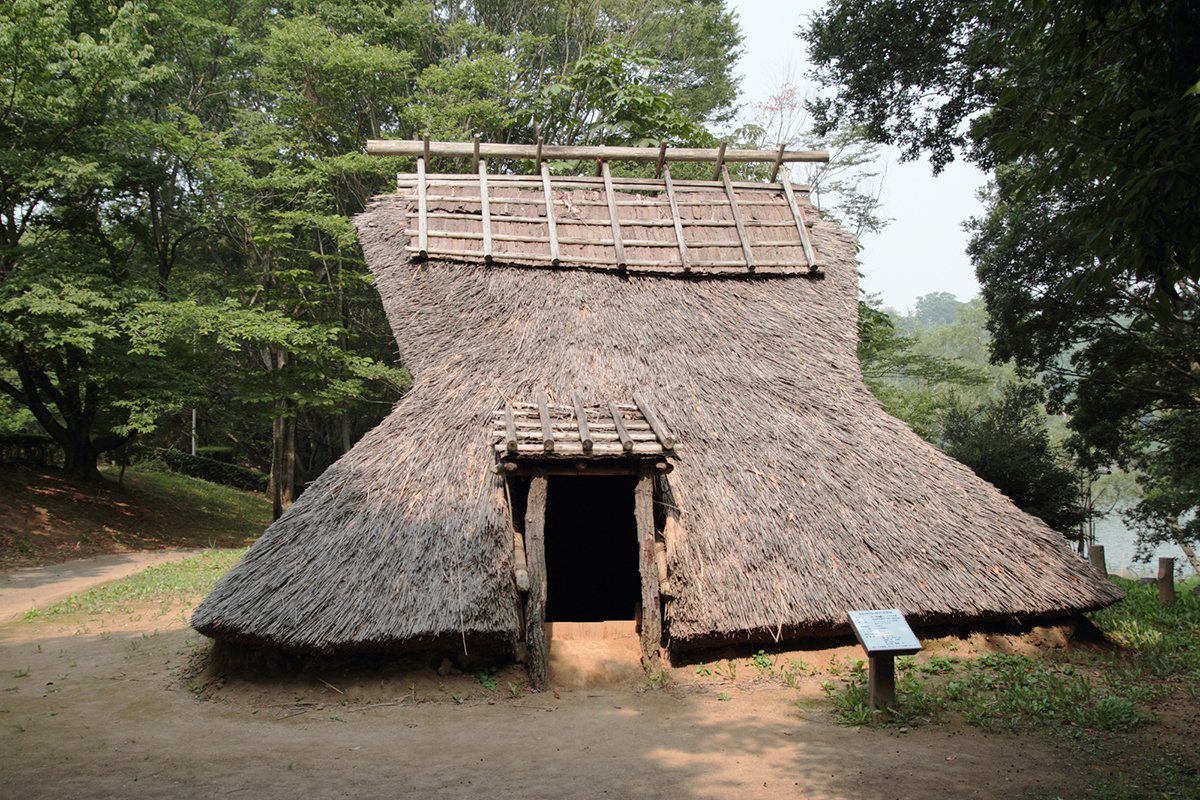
192 182 1121 655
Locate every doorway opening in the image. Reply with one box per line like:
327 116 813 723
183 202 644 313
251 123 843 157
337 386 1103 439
543 475 639 622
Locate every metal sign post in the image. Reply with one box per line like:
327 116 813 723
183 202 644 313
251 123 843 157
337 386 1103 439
848 609 922 710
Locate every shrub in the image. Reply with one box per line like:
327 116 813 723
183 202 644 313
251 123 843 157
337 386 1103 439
154 448 267 493
195 446 235 464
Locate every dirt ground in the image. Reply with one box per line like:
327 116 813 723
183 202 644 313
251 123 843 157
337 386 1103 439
0 467 266 568
0 550 203 623
0 597 1170 800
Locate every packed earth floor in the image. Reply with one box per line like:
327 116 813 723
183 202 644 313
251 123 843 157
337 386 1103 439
2 581 1194 800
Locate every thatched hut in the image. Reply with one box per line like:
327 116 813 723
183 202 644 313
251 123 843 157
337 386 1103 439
192 141 1121 683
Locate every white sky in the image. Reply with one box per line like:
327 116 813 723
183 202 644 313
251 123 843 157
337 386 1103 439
727 0 986 312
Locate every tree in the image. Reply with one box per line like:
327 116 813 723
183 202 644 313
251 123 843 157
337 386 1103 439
804 0 1200 306
857 296 986 440
735 78 887 238
805 0 1200 555
1 0 745 493
941 382 1085 537
912 292 963 329
0 0 163 478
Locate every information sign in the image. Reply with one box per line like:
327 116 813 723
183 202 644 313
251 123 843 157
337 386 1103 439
847 609 922 656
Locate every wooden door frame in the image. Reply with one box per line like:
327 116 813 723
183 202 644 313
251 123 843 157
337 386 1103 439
520 464 663 688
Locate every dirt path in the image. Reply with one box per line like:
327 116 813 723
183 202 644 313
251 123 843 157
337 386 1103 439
0 607 1103 800
0 549 202 622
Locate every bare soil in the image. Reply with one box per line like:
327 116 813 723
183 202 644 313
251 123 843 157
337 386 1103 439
0 599 1181 800
0 466 267 568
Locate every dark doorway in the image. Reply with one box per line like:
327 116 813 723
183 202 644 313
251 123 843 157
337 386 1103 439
543 475 639 622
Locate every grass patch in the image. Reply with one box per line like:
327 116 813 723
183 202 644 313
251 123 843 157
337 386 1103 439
23 548 245 619
99 464 271 541
823 579 1198 732
1 464 269 566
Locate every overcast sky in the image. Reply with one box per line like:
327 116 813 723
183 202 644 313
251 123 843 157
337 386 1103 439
727 0 987 312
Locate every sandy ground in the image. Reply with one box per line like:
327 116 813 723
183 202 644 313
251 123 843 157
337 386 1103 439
0 550 202 623
0 599 1108 800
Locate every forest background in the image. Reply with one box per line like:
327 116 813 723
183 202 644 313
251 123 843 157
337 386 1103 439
1 0 1196 571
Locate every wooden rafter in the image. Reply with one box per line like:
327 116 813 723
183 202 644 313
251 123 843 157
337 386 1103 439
600 161 626 270
398 170 822 277
495 396 677 459
721 165 755 272
661 164 691 271
781 177 819 269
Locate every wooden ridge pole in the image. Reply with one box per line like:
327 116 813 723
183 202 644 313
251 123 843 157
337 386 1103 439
368 139 830 164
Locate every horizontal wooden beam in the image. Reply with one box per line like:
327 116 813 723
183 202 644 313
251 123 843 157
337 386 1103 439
498 458 673 477
397 173 812 193
369 139 828 164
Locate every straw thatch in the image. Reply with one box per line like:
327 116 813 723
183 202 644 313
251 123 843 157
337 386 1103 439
192 182 1122 655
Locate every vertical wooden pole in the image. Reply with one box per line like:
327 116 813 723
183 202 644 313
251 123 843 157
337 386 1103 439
1158 557 1176 605
478 155 492 263
524 471 549 688
540 161 560 266
635 465 662 668
416 155 428 259
868 654 895 710
1089 544 1108 576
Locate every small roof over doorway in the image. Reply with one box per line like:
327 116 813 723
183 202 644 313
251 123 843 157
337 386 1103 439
493 391 677 469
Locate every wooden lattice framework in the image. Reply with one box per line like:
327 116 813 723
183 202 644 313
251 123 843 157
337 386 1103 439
369 137 828 277
493 392 676 461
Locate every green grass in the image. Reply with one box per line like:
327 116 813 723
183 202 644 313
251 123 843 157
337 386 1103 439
823 579 1199 732
100 464 272 541
23 548 246 619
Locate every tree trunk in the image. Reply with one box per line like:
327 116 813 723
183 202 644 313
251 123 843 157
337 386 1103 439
269 399 297 520
1174 536 1200 574
267 344 297 520
61 435 101 481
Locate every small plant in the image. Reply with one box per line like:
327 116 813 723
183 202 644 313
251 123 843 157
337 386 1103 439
474 670 498 691
12 668 29 679
716 691 732 701
694 665 713 678
506 681 523 699
918 655 957 675
644 667 669 688
750 649 774 674
712 660 737 681
780 658 813 689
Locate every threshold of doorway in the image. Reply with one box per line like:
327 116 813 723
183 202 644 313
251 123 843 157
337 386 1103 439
546 620 636 641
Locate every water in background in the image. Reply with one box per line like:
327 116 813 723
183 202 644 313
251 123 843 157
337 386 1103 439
1092 507 1196 579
